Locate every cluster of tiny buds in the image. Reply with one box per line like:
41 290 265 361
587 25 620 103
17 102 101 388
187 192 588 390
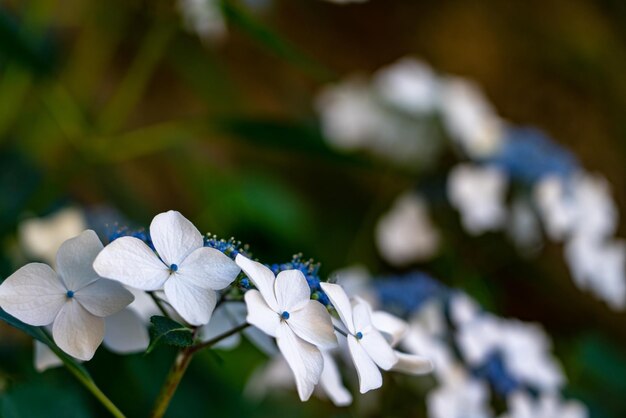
204 233 251 260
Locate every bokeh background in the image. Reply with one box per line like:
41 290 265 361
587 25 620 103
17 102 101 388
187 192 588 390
1 0 626 417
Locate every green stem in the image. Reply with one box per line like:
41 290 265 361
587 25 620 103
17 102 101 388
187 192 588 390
149 292 171 318
150 323 250 418
66 363 127 418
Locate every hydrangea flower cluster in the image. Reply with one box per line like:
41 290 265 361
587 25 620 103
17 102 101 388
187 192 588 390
0 210 436 416
317 57 625 309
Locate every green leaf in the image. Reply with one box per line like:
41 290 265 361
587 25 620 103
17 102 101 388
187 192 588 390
147 316 194 353
0 308 91 381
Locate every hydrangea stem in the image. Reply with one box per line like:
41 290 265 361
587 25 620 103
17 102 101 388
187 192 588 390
66 364 127 418
150 322 250 418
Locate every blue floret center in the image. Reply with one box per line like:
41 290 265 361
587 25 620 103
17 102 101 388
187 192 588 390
169 264 178 273
66 290 75 298
281 311 290 320
356 331 363 340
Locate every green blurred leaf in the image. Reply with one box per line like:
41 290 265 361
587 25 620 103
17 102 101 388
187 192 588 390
147 316 194 353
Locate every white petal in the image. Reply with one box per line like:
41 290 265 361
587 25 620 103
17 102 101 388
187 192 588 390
75 279 134 317
0 263 66 326
52 299 105 361
55 230 103 291
320 351 352 407
150 210 203 266
275 270 311 312
360 329 398 370
320 282 354 334
391 351 433 375
372 310 407 347
288 300 337 349
34 341 63 372
352 298 374 334
93 236 169 291
244 289 280 337
236 255 278 311
178 247 240 290
103 309 149 354
347 334 383 394
276 322 323 402
164 277 217 326
199 305 241 349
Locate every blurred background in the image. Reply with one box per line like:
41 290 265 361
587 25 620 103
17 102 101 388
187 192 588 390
1 0 626 417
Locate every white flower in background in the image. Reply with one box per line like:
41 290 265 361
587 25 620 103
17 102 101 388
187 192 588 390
316 78 383 151
373 58 440 115
321 283 432 393
565 237 626 309
94 210 240 326
454 301 564 392
376 192 440 266
18 207 86 264
427 367 493 418
236 255 337 401
500 391 587 418
178 0 226 42
448 164 508 235
535 173 617 242
0 231 133 360
439 77 504 159
245 350 353 407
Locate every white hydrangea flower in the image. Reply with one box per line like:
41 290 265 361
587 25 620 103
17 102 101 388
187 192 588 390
427 367 493 418
18 207 86 264
93 210 240 326
316 78 383 151
455 307 564 392
448 164 508 235
373 58 440 115
321 283 432 393
500 391 587 418
535 173 617 242
439 76 504 159
177 0 226 42
0 230 133 360
565 236 626 309
236 255 337 401
376 192 440 266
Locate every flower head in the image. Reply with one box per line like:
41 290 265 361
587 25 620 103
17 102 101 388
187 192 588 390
236 254 337 401
93 210 240 326
0 230 133 360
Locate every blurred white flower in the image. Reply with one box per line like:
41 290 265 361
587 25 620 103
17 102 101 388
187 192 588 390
373 58 440 115
321 283 432 393
178 0 226 42
439 77 504 159
237 255 337 401
535 173 617 242
448 164 508 235
0 231 133 360
565 236 626 309
316 78 384 151
456 308 564 392
427 367 493 418
94 210 240 326
19 207 86 265
500 391 587 418
376 192 440 266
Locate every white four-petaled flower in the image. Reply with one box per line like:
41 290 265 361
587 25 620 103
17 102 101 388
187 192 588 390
321 282 432 393
236 254 337 401
93 210 240 326
0 230 133 360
